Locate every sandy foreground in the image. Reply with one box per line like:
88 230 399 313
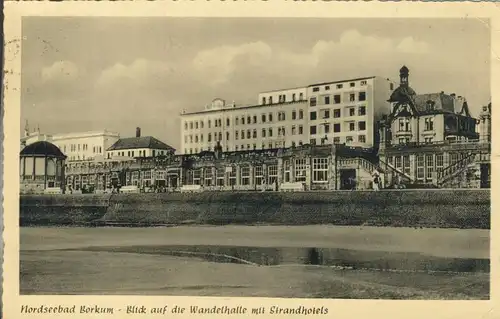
20 225 490 299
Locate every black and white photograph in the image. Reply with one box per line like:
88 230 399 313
9 6 493 305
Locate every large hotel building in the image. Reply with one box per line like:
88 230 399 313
180 76 396 154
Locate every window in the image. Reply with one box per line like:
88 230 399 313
282 95 286 103
268 165 278 184
312 158 329 183
299 110 304 119
325 86 330 90
235 131 238 140
247 130 251 139
425 117 434 131
226 132 230 141
292 93 296 101
334 123 341 133
324 96 331 105
359 92 366 101
358 135 366 143
235 118 238 126
226 118 230 126
247 116 251 124
235 146 238 151
324 124 330 134
241 144 245 150
401 155 410 175
295 159 307 182
262 128 266 137
253 129 257 138
349 108 355 116
195 135 199 143
310 111 317 120
240 166 250 185
358 106 366 116
299 93 304 100
390 83 394 90
323 110 330 119
358 121 366 131
195 122 199 129
253 115 257 124
269 128 273 137
292 125 297 135
204 168 213 186
310 97 317 107
254 165 264 185
346 136 354 143
241 130 245 140
262 114 266 123
426 154 434 181
268 142 273 149
336 84 343 89
262 143 266 149
349 94 355 102
333 137 340 144
334 95 341 104
208 120 212 128
361 80 367 86
292 111 297 120
269 113 273 122
262 97 266 105
436 154 444 169
218 132 222 141
333 109 341 118
349 122 355 131
395 156 402 170
313 87 319 92
252 144 256 150
310 126 317 135
269 97 273 104
298 125 304 134
310 138 317 145
278 112 286 121
184 122 188 130
200 134 204 142
242 117 245 125
350 82 355 87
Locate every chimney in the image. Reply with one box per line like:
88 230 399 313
136 127 141 138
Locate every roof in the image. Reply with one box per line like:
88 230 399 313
308 76 377 88
413 93 456 113
20 141 66 158
107 136 175 151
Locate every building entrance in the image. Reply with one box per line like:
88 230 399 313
340 169 356 190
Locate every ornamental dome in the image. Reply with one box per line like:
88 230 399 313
20 141 66 159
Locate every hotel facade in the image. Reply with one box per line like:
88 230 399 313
180 76 396 155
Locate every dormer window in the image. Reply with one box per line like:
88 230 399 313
426 100 435 111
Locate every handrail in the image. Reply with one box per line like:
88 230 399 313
437 153 476 184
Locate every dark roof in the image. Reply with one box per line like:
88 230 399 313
308 76 376 88
20 141 66 158
388 85 416 103
107 136 175 151
413 93 455 113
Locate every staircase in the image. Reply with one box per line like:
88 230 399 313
437 153 477 187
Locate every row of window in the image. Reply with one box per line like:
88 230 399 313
262 93 305 105
184 120 366 145
311 106 366 120
310 121 366 135
397 117 435 132
184 110 308 131
107 150 169 158
184 106 367 135
311 81 368 93
61 144 103 154
310 92 366 107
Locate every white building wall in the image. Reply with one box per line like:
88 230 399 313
180 101 309 154
50 131 120 162
307 77 392 147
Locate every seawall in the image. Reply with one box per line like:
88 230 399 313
20 190 491 229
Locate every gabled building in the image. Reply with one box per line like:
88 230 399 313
106 127 175 160
378 66 489 189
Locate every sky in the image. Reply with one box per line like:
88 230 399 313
21 17 491 150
